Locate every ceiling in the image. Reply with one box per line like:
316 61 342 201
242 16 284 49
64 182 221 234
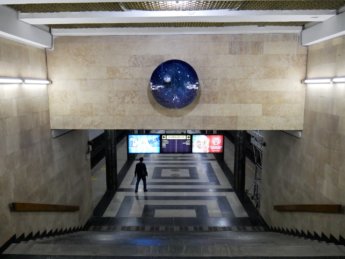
0 0 345 48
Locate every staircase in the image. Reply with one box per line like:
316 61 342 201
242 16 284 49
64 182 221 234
3 228 345 257
4 154 344 258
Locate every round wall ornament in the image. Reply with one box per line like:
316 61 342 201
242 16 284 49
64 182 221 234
150 59 199 109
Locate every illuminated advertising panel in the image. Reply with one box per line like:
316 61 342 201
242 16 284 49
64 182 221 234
161 134 192 153
128 134 160 154
192 135 224 153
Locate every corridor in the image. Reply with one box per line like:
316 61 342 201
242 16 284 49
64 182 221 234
89 153 262 231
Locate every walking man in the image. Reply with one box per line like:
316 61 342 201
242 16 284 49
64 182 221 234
135 157 148 193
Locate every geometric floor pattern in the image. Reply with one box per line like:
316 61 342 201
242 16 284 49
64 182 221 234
90 154 259 230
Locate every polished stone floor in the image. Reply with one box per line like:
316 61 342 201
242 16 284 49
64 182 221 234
90 153 261 230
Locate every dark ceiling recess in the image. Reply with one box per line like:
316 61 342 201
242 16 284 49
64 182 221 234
8 3 124 12
8 1 345 13
6 0 345 30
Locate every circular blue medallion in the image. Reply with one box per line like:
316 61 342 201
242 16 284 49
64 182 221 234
150 59 199 109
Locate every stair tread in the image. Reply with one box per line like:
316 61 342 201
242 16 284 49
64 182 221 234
5 242 345 257
4 231 345 257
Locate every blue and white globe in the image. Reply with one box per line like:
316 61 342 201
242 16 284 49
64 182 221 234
150 59 199 109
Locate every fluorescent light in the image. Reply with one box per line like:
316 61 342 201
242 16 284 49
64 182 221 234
332 77 345 83
303 78 332 84
0 77 23 84
0 76 51 85
23 79 51 85
303 76 345 84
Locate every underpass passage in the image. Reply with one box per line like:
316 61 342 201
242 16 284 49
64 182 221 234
90 153 260 231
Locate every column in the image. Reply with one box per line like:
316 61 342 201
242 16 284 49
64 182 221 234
105 130 117 192
127 130 136 162
234 130 246 197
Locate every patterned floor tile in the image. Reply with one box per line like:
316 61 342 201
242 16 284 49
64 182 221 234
96 154 259 230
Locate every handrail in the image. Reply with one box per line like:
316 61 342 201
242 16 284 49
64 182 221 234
9 202 79 212
274 204 342 213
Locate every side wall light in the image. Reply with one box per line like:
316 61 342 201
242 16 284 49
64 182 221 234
303 76 345 85
23 79 51 85
0 76 51 85
332 77 345 83
303 78 332 84
0 77 23 84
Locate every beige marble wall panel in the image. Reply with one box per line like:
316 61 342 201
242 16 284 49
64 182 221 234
0 38 92 247
48 34 307 130
229 41 264 55
260 36 345 238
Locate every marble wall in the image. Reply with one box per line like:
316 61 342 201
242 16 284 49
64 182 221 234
260 36 345 238
48 34 306 130
0 38 92 247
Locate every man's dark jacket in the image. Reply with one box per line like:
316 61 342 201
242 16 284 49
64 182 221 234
135 162 147 178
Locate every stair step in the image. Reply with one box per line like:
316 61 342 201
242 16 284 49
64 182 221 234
3 243 34 254
49 231 333 246
4 231 345 257
4 242 345 257
88 225 267 232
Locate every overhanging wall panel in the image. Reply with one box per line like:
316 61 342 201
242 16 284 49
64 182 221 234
47 34 306 130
